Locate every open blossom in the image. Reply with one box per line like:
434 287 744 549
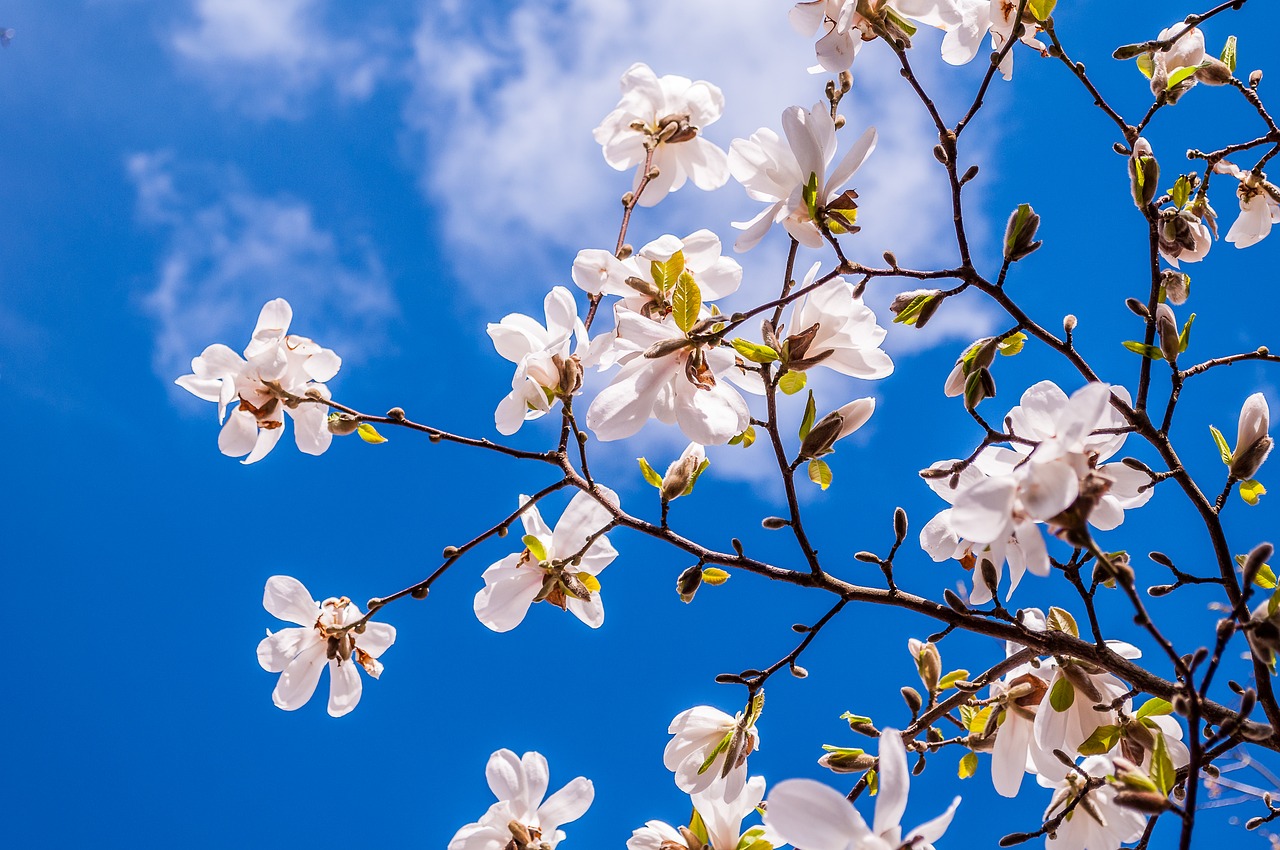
593 63 728 206
1215 161 1280 248
765 728 959 850
586 308 757 445
572 230 742 317
488 286 587 435
665 704 761 804
256 576 395 718
1035 643 1141 757
1140 22 1205 102
790 0 980 73
449 750 593 850
1038 757 1146 850
627 776 772 850
1230 391 1273 480
1158 204 1216 267
729 103 876 251
175 298 340 464
474 488 619 632
786 262 893 379
988 657 1057 797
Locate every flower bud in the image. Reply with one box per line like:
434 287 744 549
676 564 703 603
1232 393 1273 480
557 354 583 396
1003 203 1042 261
1161 270 1190 305
901 686 923 715
1155 302 1181 363
819 749 877 773
661 443 706 501
762 516 789 529
1113 790 1171 814
327 413 362 436
1195 56 1234 85
910 640 942 694
1129 137 1160 208
889 289 942 328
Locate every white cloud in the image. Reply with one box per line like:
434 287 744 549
171 0 388 116
406 1 999 305
128 151 397 388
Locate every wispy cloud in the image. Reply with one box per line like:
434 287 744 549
128 151 397 388
406 0 998 309
170 0 389 117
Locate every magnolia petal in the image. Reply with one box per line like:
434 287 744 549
826 126 877 197
256 627 313 673
271 638 327 711
766 778 870 850
242 415 285 465
566 594 605 629
992 712 1033 797
473 569 544 633
218 409 259 458
873 728 909 837
357 621 396 659
538 776 595 829
950 476 1017 543
327 658 363 717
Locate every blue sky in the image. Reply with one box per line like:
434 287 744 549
5 0 1280 847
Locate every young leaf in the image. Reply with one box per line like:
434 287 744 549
1167 65 1199 89
1210 425 1232 465
1134 698 1174 720
958 751 978 779
808 458 833 490
1027 0 1055 20
1049 676 1075 712
1241 478 1267 506
650 250 685 294
1047 606 1079 638
638 457 663 489
1136 52 1155 80
1178 312 1196 353
672 270 702 335
1122 340 1164 360
778 370 807 395
799 390 817 440
729 425 757 448
1221 35 1238 73
1151 732 1175 796
1078 724 1121 756
357 423 388 444
702 567 731 586
683 458 710 497
802 171 820 220
731 338 779 364
998 332 1027 356
577 572 601 593
938 669 970 690
1237 553 1279 589
1171 175 1191 210
967 706 993 735
522 535 547 562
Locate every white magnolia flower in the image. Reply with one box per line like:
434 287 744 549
1215 161 1280 249
572 230 742 315
449 750 593 850
474 488 620 632
790 0 980 72
730 103 876 251
1230 391 1274 480
1035 643 1141 757
627 776 772 850
665 704 761 804
1142 22 1206 102
1158 207 1215 267
766 728 959 850
256 575 395 717
176 298 340 464
488 286 587 435
586 309 755 445
593 63 729 206
987 658 1056 798
787 262 894 379
1039 757 1146 850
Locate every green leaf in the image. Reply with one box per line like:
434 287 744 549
1237 554 1279 589
1269 586 1280 618
731 338 780 364
1152 732 1175 796
866 768 878 796
1027 0 1056 20
808 458 833 490
958 751 978 779
1178 312 1196 353
1168 65 1199 89
729 425 757 448
841 711 873 728
891 292 938 327
966 706 993 735
1136 52 1155 79
638 457 663 489
938 669 970 690
1171 175 1191 210
689 808 710 846
799 391 817 440
1241 478 1267 506
357 423 387 444
998 332 1027 356
1210 425 1232 465
1221 35 1238 73
697 730 734 776
684 458 710 496
649 250 685 295
671 270 701 335
820 744 866 755
702 567 731 586
778 370 807 395
1135 698 1174 720
1049 676 1075 712
802 171 820 220
522 535 547 562
1122 340 1164 360
1077 724 1122 756
577 572 600 593
1047 607 1079 638
747 690 766 726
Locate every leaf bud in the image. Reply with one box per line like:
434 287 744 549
762 516 789 530
1239 720 1274 742
1250 69 1263 88
790 663 809 678
932 144 948 164
1195 56 1234 85
855 551 881 563
1147 584 1176 597
980 558 1001 599
893 507 908 543
1063 314 1078 333
883 250 899 268
410 585 429 600
1125 297 1150 319
961 164 980 184
889 288 943 329
443 546 459 558
943 588 969 613
386 407 406 420
327 413 362 436
1112 790 1171 814
1003 203 1042 261
676 564 703 604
